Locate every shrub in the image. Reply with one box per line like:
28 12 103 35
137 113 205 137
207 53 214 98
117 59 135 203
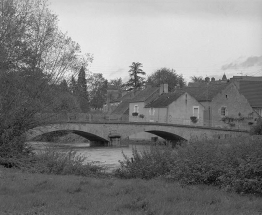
132 112 139 116
166 137 262 195
115 137 262 195
139 114 145 118
26 147 105 177
114 146 175 179
190 116 198 123
250 117 262 135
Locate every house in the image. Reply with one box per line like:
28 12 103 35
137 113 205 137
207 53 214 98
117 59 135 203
103 86 135 114
183 81 256 129
237 81 262 117
144 90 205 125
103 85 121 113
129 85 160 122
230 75 262 82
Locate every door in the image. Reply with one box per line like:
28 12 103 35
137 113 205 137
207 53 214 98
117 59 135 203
203 107 212 127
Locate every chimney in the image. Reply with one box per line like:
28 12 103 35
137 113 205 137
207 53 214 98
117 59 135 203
163 83 168 93
205 77 210 83
159 84 164 95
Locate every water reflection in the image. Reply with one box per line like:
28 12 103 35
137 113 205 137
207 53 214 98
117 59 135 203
28 142 151 171
77 144 150 171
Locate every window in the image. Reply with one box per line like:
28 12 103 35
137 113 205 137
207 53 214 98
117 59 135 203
221 107 227 116
134 105 138 113
193 106 199 118
149 108 155 115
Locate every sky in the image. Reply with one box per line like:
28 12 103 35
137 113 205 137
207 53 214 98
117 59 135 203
48 0 262 83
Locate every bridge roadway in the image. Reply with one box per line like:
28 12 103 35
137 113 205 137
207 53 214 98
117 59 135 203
26 121 249 146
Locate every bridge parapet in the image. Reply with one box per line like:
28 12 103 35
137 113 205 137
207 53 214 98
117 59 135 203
34 113 252 131
35 113 129 124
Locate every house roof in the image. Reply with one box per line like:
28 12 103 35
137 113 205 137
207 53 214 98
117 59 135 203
239 81 262 108
111 99 131 115
111 91 134 103
145 90 185 108
129 87 159 103
183 82 230 102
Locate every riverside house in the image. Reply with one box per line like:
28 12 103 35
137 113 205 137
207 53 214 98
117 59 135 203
183 81 257 129
128 85 160 122
144 89 204 125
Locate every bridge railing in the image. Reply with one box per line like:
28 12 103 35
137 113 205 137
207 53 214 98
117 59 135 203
34 113 252 131
34 113 130 124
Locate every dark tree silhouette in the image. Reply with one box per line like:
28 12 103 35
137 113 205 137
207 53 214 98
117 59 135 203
190 76 204 82
124 62 146 90
147 68 185 91
69 75 77 95
77 66 89 112
88 73 108 109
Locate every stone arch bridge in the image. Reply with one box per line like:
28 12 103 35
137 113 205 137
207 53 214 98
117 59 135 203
26 122 249 146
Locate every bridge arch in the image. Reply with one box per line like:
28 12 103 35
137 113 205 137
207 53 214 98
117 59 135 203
26 123 109 143
117 124 189 141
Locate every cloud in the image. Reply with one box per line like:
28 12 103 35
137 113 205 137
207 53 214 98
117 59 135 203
221 56 262 70
109 68 125 77
240 56 262 67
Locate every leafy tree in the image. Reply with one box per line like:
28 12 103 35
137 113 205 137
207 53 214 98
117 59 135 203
190 76 204 83
69 75 77 95
147 68 185 91
0 0 92 80
109 78 123 90
77 67 88 94
88 73 108 109
0 0 91 167
77 66 89 112
59 79 69 92
124 62 146 91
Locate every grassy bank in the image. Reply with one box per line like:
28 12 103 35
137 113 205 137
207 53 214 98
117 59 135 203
1 167 262 215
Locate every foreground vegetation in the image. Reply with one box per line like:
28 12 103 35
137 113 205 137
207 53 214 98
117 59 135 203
116 136 262 196
1 167 262 215
0 135 262 214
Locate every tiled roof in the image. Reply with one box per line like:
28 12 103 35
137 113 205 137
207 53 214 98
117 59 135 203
122 91 135 100
111 99 130 115
130 87 159 103
239 81 262 108
183 82 230 102
145 90 185 108
111 91 134 103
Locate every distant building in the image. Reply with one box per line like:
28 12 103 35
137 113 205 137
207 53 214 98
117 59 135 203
145 89 204 125
183 82 256 129
129 85 160 122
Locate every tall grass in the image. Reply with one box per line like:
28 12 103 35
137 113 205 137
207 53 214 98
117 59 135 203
115 137 262 195
25 147 106 177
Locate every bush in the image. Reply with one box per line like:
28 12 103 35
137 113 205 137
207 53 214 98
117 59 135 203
25 148 105 177
139 114 145 118
250 117 262 135
167 137 262 195
115 137 262 195
114 146 175 179
190 116 198 123
0 127 34 168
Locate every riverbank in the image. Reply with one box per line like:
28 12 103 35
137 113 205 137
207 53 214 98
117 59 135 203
1 167 262 215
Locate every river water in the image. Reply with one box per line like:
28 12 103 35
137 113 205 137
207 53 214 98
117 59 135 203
29 142 151 171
